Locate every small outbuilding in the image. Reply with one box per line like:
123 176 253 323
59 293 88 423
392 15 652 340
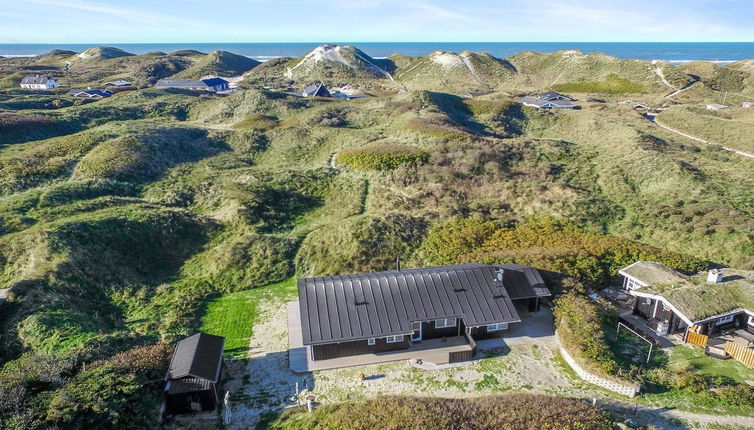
742 102 753 109
20 75 58 90
164 332 225 415
303 83 331 98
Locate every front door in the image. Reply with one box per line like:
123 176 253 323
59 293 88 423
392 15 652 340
411 322 422 342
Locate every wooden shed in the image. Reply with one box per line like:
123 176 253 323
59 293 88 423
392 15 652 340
164 332 225 415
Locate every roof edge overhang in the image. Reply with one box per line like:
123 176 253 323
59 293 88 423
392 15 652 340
629 290 694 326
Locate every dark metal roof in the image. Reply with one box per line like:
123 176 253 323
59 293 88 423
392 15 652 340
298 264 546 345
67 89 112 98
166 377 214 394
537 91 576 101
166 333 224 382
303 83 330 97
155 78 228 89
498 263 551 300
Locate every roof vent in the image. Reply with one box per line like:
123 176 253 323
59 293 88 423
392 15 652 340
494 268 505 284
707 269 723 284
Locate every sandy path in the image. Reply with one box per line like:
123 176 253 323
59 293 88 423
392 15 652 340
652 118 754 159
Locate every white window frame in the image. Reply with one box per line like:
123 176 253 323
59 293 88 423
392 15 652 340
749 315 754 326
487 323 508 332
386 335 404 344
434 318 456 329
367 338 376 346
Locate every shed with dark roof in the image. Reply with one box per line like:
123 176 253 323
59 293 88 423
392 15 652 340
303 83 331 97
294 264 550 363
164 332 225 415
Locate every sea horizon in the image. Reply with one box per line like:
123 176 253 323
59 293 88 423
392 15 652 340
2 42 754 64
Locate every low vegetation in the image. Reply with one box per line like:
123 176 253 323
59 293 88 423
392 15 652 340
267 394 614 430
336 144 428 170
552 74 644 94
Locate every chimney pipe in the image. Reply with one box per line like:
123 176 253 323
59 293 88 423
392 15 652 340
707 269 723 284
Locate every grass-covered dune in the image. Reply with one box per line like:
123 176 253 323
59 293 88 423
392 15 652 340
0 45 754 428
266 394 614 430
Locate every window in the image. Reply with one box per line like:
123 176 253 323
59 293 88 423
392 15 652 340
435 318 456 329
625 277 644 291
386 335 404 344
487 323 508 332
716 314 735 326
749 316 754 326
367 338 376 346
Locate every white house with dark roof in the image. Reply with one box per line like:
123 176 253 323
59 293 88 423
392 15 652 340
20 75 58 90
517 96 576 109
67 88 112 99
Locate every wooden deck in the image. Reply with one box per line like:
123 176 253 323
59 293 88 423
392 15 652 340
618 310 681 349
288 301 472 372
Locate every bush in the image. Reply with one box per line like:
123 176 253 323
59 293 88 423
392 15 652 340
419 217 708 284
232 113 278 130
553 291 622 379
336 144 429 170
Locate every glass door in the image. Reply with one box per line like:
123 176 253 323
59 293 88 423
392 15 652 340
411 321 422 342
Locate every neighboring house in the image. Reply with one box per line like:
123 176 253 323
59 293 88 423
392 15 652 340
706 104 730 111
164 333 225 416
742 102 753 108
303 83 331 98
103 79 132 87
20 75 58 90
619 261 754 338
464 91 492 99
537 91 577 101
67 88 112 99
633 103 651 110
155 77 229 92
517 96 576 109
291 263 550 368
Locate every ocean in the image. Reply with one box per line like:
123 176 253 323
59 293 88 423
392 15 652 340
2 42 754 63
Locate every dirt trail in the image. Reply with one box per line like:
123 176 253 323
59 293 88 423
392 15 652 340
461 55 483 84
652 118 754 159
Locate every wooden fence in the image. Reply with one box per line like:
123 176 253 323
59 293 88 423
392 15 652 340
724 342 754 369
685 331 709 348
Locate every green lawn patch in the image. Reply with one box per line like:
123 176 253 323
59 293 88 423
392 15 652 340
552 74 644 94
198 277 297 358
666 345 754 382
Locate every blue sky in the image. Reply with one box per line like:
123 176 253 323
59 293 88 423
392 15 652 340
1 0 752 43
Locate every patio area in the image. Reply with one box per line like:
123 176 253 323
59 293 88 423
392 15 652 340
288 301 473 372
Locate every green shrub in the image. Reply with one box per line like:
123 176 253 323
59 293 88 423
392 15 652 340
553 291 622 379
336 144 428 170
419 217 707 284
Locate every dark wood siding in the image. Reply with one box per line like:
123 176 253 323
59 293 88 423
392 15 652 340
165 387 217 415
634 297 655 320
421 319 465 340
469 325 508 340
312 336 410 361
449 349 474 363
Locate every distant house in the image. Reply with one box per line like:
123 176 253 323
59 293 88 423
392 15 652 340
742 102 753 109
289 264 551 371
20 75 58 90
164 333 225 415
103 79 132 87
464 91 492 99
706 104 730 111
67 88 112 99
537 91 577 102
303 83 331 98
619 261 754 339
633 103 651 110
517 96 576 109
155 77 229 92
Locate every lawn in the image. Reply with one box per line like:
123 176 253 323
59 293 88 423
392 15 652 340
198 277 298 358
666 345 754 382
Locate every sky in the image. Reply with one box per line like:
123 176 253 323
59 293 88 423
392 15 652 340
0 0 752 43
